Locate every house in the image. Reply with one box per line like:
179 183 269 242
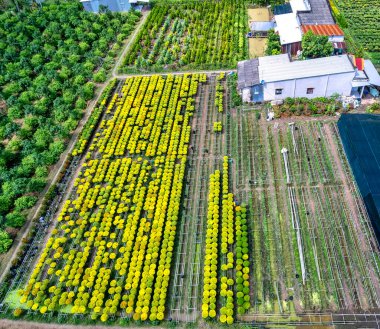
81 0 148 13
298 0 334 25
237 54 380 103
273 0 337 55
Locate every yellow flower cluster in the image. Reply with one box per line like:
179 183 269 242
19 73 206 322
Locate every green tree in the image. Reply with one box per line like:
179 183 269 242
27 177 46 193
5 211 26 228
93 68 107 83
82 82 95 100
0 195 12 215
265 29 281 56
301 31 334 59
0 229 12 253
33 128 52 149
14 195 37 211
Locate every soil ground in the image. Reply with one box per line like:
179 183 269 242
248 8 270 22
249 37 267 58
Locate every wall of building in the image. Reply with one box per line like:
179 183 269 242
81 0 95 12
281 42 302 55
81 0 132 12
263 72 355 101
325 72 355 96
328 35 344 43
263 79 296 100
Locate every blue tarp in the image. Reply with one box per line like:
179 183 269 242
338 114 380 241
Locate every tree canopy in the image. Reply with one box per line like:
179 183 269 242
0 0 141 250
0 229 12 253
265 29 281 56
301 31 334 59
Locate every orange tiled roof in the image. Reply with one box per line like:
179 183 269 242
301 24 344 36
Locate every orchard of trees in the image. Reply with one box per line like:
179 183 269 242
122 0 248 72
0 0 141 252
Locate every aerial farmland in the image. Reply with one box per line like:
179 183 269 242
0 0 380 328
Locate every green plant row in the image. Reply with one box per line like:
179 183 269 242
121 0 249 72
202 157 251 323
72 79 118 156
330 0 380 57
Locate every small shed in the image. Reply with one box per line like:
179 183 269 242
237 59 264 103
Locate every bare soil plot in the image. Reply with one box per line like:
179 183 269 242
249 37 268 58
248 7 270 23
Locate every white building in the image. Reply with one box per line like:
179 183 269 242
273 0 339 55
237 54 380 103
274 12 303 54
81 0 148 13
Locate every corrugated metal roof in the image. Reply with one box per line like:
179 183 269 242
298 0 334 25
364 60 380 87
258 54 355 83
275 13 303 45
250 21 275 31
237 59 260 89
301 24 344 36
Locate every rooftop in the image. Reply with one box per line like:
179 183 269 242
275 13 303 45
238 54 356 87
301 24 344 36
250 21 275 31
298 0 334 25
237 59 260 89
364 60 380 87
290 0 311 12
273 3 293 16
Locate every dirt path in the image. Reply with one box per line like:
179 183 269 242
112 10 150 77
